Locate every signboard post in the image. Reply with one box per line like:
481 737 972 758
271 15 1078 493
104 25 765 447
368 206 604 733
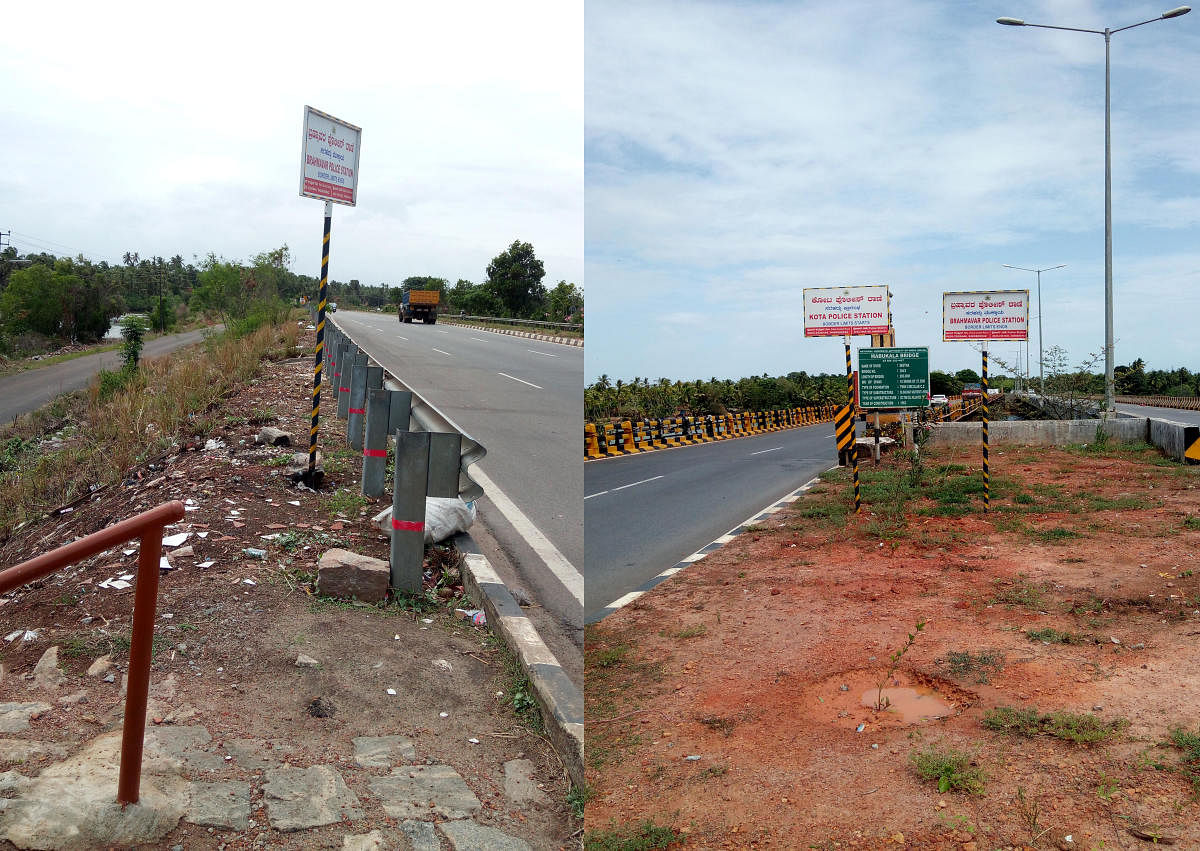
942 290 1029 511
299 106 362 486
805 285 889 514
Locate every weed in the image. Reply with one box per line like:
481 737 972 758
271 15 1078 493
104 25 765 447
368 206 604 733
248 407 276 425
1184 516 1200 531
1014 492 1035 505
223 414 248 427
908 744 985 794
1081 492 1151 511
590 645 630 669
1096 773 1119 800
1034 526 1081 544
264 453 292 467
584 821 684 851
326 488 368 518
698 716 735 736
671 624 707 640
1163 727 1200 792
990 576 1046 610
1026 627 1093 645
942 650 1005 684
1015 786 1050 846
982 706 1127 743
567 784 590 820
875 619 925 712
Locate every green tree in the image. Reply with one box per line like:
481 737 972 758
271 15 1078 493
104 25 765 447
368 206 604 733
546 280 583 323
0 264 64 335
954 368 980 385
484 240 546 318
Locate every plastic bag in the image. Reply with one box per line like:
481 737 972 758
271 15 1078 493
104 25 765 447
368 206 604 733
424 497 476 543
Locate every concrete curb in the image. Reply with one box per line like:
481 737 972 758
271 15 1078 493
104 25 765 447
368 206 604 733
438 319 583 348
586 471 832 624
455 537 583 790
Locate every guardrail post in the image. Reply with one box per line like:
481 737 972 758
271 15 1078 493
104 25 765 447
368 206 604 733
389 389 413 433
337 344 357 419
347 352 369 449
390 429 429 593
427 432 463 498
361 387 390 497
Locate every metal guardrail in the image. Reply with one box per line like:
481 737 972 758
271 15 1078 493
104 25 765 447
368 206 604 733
0 500 185 805
442 314 582 333
1114 395 1200 411
324 315 486 501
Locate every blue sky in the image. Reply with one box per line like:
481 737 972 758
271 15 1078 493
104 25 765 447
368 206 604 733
584 0 1200 383
1 1 581 291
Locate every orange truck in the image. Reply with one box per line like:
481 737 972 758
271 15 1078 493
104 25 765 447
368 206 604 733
399 289 439 324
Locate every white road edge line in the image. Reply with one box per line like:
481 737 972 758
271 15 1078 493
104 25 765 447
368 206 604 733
750 446 783 455
471 337 490 343
471 466 583 606
583 490 608 500
497 372 542 389
527 349 558 357
610 475 664 493
432 348 452 356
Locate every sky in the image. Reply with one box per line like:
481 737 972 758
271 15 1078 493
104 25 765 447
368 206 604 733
1 1 582 291
585 0 1200 383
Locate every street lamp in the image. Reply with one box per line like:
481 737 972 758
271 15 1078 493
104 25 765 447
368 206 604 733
997 6 1190 412
1002 263 1065 394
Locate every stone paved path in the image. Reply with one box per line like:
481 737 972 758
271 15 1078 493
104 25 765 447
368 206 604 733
0 720 537 850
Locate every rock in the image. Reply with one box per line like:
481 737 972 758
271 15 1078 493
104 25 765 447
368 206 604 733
87 655 113 677
186 780 251 831
343 830 386 851
256 427 292 447
503 758 550 805
307 697 336 718
295 654 320 668
0 739 69 763
353 736 417 768
173 546 194 559
316 549 390 603
58 691 89 706
438 820 533 850
402 820 441 851
369 765 482 820
0 703 52 734
262 765 363 831
33 646 67 690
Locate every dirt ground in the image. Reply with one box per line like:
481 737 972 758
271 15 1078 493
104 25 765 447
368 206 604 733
0 325 577 849
585 440 1200 850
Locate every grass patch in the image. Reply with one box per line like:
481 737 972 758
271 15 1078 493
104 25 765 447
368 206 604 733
326 488 368 518
982 706 1127 743
942 650 1005 684
669 624 707 640
1033 526 1081 544
1079 492 1151 511
1184 516 1200 531
1163 727 1200 792
590 644 631 669
1026 627 1095 645
567 784 590 820
990 576 1047 610
908 744 985 794
584 821 684 851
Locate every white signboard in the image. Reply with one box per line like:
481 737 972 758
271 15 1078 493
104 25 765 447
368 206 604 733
803 285 889 337
300 106 361 206
942 290 1029 342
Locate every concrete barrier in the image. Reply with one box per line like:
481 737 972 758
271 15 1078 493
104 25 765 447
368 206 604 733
1148 418 1200 463
924 417 1148 447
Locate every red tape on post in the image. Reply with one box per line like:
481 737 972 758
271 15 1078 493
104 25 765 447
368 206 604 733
339 387 350 393
391 518 425 531
363 449 387 458
349 407 366 414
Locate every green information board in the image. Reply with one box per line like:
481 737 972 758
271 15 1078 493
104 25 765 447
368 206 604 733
857 347 930 409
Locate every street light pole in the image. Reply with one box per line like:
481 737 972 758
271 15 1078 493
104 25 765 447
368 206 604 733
1002 263 1065 394
997 6 1190 411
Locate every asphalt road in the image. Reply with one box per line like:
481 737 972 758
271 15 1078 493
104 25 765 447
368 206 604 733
330 311 583 636
0 327 221 424
1117 402 1200 426
584 424 840 622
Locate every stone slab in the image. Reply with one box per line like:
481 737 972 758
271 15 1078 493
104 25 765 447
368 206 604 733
316 549 390 603
343 830 386 851
402 820 441 851
263 764 363 831
439 819 533 851
186 780 250 831
352 735 417 768
369 765 481 820
0 704 51 735
32 647 67 690
503 758 549 805
0 739 69 764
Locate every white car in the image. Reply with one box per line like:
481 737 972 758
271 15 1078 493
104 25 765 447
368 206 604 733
929 394 949 407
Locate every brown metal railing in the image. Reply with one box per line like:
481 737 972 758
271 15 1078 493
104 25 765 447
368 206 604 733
0 500 185 805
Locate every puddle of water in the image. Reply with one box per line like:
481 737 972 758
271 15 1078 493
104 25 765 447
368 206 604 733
861 686 953 722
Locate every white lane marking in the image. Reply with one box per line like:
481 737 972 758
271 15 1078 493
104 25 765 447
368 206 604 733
750 446 782 455
471 337 490 343
527 349 558 358
396 336 408 341
583 490 608 500
498 372 542 389
610 475 664 493
432 348 452 356
436 329 449 334
470 466 583 606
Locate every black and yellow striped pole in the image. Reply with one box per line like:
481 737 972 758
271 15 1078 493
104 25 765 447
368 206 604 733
845 338 861 514
981 348 990 512
306 200 333 483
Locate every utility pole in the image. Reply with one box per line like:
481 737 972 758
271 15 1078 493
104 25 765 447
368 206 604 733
0 230 11 252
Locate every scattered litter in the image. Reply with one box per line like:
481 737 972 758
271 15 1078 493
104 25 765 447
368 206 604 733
394 634 401 640
871 744 880 750
432 659 453 673
185 499 197 505
420 618 433 624
122 549 137 557
439 712 449 718
21 630 41 642
98 575 134 590
196 532 209 538
496 691 504 698
161 532 190 547
855 724 866 733
204 439 226 451
4 630 23 643
224 498 236 505
159 557 173 572
386 688 397 696
161 613 174 619
184 505 199 512
468 738 480 744
454 609 486 626
197 561 215 569
288 500 301 506
685 755 701 761
260 533 281 541
59 507 74 514
242 579 256 586
243 548 267 559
